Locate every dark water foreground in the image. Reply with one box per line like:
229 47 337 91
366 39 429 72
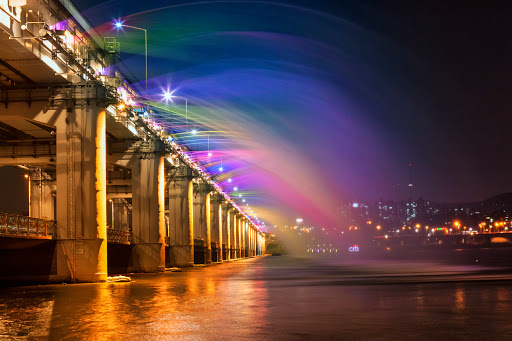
1 256 512 340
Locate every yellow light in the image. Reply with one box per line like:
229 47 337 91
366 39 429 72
376 225 381 230
24 174 29 179
415 224 420 228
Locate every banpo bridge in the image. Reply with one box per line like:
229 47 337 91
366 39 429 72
0 0 266 283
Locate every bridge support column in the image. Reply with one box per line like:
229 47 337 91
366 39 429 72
233 213 240 258
168 166 194 267
253 228 257 256
29 169 55 220
193 182 211 264
238 215 244 258
54 86 108 283
228 208 236 259
248 226 253 257
210 193 222 262
221 203 230 261
256 231 259 256
242 219 248 258
130 152 166 273
245 221 250 257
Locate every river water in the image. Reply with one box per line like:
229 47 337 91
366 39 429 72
1 255 512 340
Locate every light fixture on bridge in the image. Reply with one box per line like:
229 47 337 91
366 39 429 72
162 90 172 102
227 178 232 183
234 187 238 191
219 167 223 172
114 20 147 89
191 129 197 135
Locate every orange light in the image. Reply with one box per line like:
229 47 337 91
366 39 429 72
24 174 29 179
376 225 381 230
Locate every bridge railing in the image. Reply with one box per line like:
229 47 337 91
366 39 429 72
0 213 56 237
107 228 131 244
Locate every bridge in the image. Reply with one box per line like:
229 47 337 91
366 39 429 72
0 0 266 283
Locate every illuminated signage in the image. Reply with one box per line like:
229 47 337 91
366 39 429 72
348 245 359 252
352 203 359 208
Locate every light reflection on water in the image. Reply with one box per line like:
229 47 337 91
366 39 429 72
1 257 512 340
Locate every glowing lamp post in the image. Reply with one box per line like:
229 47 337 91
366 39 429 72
115 21 148 90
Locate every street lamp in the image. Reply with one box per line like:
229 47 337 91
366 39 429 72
162 91 193 133
115 21 147 90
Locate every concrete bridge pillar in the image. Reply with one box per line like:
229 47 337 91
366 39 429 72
234 213 240 258
246 222 251 257
255 229 258 256
253 228 257 256
112 199 125 230
240 216 246 258
29 169 55 220
256 232 261 256
168 166 194 267
130 150 166 273
54 86 108 283
193 182 211 264
228 208 236 259
210 193 223 262
242 218 248 258
221 203 230 261
248 226 253 257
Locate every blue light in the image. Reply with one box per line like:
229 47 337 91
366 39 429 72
115 22 122 28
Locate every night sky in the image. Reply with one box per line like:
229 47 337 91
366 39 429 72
2 0 511 227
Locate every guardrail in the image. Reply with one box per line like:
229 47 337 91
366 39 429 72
0 213 55 237
107 228 131 244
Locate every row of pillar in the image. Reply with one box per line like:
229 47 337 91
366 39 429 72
168 173 263 267
29 86 265 282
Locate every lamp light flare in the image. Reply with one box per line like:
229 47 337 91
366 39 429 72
115 22 122 28
162 91 172 102
191 129 198 135
219 167 223 172
228 178 232 183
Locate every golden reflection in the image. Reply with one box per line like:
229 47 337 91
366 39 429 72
454 287 465 312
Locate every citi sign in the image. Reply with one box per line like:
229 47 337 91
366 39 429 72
348 245 359 252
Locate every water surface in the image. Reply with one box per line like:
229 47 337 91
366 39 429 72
1 256 512 340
